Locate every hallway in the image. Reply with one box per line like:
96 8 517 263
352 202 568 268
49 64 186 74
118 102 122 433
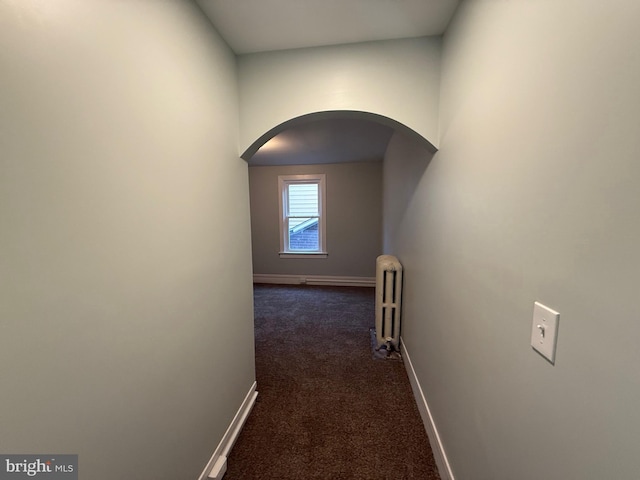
224 285 440 479
4 2 639 478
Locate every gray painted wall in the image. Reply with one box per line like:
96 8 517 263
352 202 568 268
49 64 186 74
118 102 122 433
238 37 442 154
250 162 382 277
0 2 255 479
384 1 640 479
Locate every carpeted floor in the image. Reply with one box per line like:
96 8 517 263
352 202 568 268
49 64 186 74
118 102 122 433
224 284 441 480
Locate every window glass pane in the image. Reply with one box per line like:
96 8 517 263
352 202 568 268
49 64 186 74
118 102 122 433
288 217 319 251
288 183 318 216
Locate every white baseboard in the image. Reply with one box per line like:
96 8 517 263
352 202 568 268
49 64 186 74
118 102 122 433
198 381 258 480
401 338 455 480
253 274 375 287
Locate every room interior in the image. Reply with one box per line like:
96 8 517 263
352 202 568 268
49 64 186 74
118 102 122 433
1 1 639 479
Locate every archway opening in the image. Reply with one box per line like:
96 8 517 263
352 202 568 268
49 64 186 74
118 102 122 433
241 110 437 163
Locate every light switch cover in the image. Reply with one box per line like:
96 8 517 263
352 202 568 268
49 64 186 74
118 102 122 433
531 302 560 364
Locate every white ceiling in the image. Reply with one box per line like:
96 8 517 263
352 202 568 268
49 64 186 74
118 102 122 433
196 0 459 165
196 0 460 55
249 118 395 166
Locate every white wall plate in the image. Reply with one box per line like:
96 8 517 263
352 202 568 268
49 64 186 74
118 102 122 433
531 302 560 364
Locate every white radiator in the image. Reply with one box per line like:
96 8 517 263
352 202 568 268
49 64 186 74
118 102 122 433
375 254 403 351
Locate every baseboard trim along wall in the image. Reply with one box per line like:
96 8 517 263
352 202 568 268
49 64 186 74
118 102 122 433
198 381 258 480
253 274 375 287
401 338 455 480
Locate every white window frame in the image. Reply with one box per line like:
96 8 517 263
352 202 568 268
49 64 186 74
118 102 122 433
278 174 327 258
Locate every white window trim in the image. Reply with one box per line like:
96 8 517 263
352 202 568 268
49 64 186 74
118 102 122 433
278 174 327 258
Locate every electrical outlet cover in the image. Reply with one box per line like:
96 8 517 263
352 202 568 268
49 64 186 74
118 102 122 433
531 302 560 364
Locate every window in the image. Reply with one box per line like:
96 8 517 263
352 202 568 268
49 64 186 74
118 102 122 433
278 174 327 258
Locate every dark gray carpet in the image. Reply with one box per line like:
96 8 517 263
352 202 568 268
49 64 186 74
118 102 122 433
224 284 441 480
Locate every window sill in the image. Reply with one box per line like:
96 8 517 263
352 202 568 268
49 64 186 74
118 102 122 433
279 252 328 259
